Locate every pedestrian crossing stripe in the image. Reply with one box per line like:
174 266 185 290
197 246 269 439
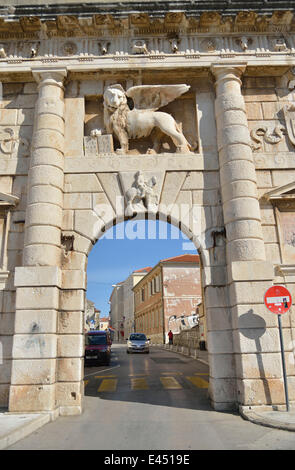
161 372 183 376
85 375 209 391
131 378 149 390
160 376 182 389
187 376 209 389
97 378 118 392
128 374 149 377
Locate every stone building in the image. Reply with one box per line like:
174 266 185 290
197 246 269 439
84 299 100 331
109 267 152 340
0 0 294 416
109 282 124 342
133 255 202 343
98 316 110 331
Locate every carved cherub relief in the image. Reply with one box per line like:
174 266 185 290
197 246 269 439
103 83 192 154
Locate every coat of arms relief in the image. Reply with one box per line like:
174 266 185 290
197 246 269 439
250 103 295 153
283 103 295 147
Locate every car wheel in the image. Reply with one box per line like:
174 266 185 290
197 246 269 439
127 350 130 354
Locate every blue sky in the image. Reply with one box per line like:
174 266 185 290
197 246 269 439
86 219 197 317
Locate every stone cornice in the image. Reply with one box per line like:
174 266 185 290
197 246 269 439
0 8 295 39
1 1 294 20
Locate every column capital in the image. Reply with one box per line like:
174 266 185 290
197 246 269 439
211 62 247 82
31 67 67 87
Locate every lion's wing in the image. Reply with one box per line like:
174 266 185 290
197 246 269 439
126 84 190 111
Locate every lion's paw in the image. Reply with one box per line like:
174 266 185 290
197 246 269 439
146 148 157 155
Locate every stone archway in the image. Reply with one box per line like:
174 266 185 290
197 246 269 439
4 57 294 417
9 140 231 417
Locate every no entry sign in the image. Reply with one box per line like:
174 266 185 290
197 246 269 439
264 285 292 315
264 284 292 412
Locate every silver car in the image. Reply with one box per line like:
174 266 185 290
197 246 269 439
126 333 150 354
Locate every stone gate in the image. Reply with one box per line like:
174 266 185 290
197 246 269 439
0 1 295 417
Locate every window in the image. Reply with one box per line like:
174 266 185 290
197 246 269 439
149 281 153 296
141 288 145 302
155 275 161 292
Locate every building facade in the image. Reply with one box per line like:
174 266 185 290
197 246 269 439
133 255 202 343
84 299 100 331
109 282 124 342
109 267 151 340
99 316 110 331
0 1 295 416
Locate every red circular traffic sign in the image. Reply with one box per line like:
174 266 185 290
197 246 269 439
264 285 292 315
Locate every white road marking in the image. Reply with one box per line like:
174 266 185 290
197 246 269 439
84 364 120 379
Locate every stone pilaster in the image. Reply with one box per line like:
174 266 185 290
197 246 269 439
210 64 284 411
9 69 67 415
212 64 265 264
23 68 67 267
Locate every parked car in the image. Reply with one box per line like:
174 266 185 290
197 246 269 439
85 330 112 366
126 333 150 354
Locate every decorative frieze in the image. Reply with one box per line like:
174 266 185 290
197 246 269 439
1 10 295 39
0 22 294 63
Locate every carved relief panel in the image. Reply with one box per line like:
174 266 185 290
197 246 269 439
0 192 19 277
264 182 295 264
83 81 198 156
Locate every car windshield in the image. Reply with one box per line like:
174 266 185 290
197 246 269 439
129 334 147 341
85 335 107 345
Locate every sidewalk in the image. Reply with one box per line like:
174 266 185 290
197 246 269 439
0 410 52 450
153 344 295 433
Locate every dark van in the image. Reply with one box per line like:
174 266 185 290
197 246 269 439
85 330 112 366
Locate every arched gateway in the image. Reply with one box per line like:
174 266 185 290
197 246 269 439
0 2 295 418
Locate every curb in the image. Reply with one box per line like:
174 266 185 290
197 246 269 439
152 343 209 365
240 409 295 432
0 413 51 450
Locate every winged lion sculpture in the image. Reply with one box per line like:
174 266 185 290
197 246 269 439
103 83 193 154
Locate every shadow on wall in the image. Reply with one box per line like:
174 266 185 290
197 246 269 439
238 309 270 404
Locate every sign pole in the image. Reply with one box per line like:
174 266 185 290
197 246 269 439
277 313 290 412
264 285 292 413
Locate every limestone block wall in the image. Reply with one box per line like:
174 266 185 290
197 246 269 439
0 65 295 413
231 73 295 408
0 82 37 406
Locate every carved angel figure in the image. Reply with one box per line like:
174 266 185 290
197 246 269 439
103 83 192 154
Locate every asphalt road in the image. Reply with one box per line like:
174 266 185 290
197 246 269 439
8 344 295 450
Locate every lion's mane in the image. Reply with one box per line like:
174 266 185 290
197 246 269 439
103 92 129 136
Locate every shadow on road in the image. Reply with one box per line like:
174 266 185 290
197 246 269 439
84 345 238 416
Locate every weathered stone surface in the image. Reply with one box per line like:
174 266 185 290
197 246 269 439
16 287 59 310
12 334 57 359
14 310 57 334
58 311 83 335
11 359 56 385
64 174 103 193
14 266 61 288
2 27 295 417
56 381 83 408
60 290 84 311
57 358 83 382
9 384 56 412
57 334 84 357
